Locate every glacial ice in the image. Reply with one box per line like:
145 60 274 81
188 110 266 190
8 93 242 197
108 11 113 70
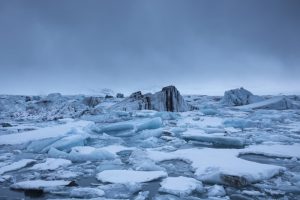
49 146 116 162
237 96 300 110
0 120 93 145
181 129 245 148
207 185 226 197
221 87 264 106
99 183 142 199
96 170 167 183
0 159 36 175
94 117 163 135
146 148 284 185
159 176 204 196
70 187 105 198
1 90 300 199
111 86 192 112
239 144 300 159
31 158 72 170
11 180 72 190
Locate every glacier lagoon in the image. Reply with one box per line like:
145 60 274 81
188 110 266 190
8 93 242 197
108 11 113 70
0 87 300 200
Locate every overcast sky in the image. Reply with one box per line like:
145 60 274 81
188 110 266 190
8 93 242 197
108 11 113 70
0 0 299 95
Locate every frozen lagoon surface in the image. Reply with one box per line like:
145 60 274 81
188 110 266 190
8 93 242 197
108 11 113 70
0 94 300 199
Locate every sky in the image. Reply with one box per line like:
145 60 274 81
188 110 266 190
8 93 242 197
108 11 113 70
0 0 299 95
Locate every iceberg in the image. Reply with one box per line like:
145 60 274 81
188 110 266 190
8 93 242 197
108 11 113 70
96 170 167 183
110 86 192 112
221 87 264 106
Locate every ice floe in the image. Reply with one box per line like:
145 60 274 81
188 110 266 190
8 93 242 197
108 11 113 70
146 148 284 186
96 170 167 183
31 158 72 170
239 144 300 159
70 187 105 198
11 180 72 191
0 159 35 175
0 120 93 145
49 146 116 162
159 176 204 196
181 129 245 148
93 117 163 136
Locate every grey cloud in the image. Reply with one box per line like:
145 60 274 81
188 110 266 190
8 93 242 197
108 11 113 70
0 0 299 95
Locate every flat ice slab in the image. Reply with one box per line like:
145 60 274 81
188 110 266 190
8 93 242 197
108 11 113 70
237 96 299 110
70 187 105 198
239 144 300 159
0 120 93 145
159 176 203 196
147 148 284 185
0 159 36 175
31 158 72 171
48 146 116 162
97 170 167 184
11 180 72 190
182 129 245 148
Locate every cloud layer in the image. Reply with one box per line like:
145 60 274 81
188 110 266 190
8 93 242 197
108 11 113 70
0 0 299 95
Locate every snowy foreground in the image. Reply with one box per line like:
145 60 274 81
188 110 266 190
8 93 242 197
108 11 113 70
0 89 300 200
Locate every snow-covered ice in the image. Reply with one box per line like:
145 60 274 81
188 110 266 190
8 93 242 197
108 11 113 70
159 176 203 196
70 187 105 198
146 148 284 185
239 144 300 159
31 158 72 170
97 170 167 183
0 120 93 145
0 159 35 175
